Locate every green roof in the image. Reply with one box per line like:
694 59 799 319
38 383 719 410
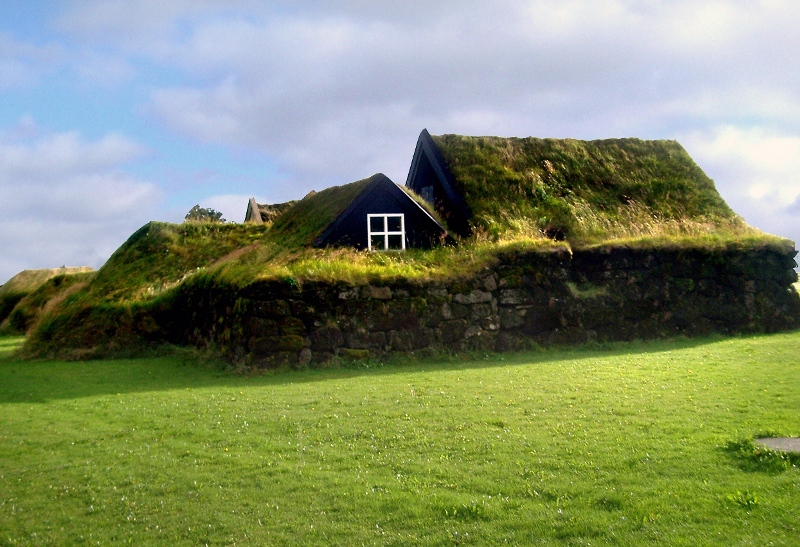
1 267 92 295
252 200 298 224
266 175 375 249
0 267 94 331
430 134 738 240
89 221 269 301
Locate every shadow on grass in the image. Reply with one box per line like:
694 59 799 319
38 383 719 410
0 331 794 404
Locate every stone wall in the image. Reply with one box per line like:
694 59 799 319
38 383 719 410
166 245 800 367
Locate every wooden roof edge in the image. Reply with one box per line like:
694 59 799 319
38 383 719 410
396 183 447 231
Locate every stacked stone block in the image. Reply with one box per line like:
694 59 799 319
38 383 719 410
170 246 800 367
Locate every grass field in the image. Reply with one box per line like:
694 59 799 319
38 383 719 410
1 333 798 546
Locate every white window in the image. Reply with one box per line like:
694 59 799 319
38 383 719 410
367 214 405 250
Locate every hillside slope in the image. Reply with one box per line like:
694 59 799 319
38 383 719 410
0 267 93 330
87 221 269 302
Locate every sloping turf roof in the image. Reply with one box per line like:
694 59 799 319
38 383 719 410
1 267 93 295
429 133 736 236
266 175 375 249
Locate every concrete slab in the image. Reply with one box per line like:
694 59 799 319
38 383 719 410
755 438 800 453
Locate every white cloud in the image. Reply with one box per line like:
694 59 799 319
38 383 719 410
58 0 202 45
682 125 800 244
0 121 161 284
0 131 145 182
56 0 269 57
661 87 800 127
73 51 136 88
684 126 800 200
0 30 138 92
0 32 63 89
656 1 744 50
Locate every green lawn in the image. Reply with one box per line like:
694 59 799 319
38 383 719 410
1 334 798 546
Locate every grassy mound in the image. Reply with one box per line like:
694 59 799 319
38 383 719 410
0 267 93 332
18 222 268 357
87 221 269 302
432 134 743 242
0 271 95 335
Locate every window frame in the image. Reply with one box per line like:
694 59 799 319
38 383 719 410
367 213 406 251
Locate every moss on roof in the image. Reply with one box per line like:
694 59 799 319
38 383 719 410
398 184 448 229
255 200 298 224
1 267 93 295
266 175 375 249
89 221 269 301
430 134 739 241
0 267 93 326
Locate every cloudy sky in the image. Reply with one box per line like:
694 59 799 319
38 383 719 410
2 1 799 283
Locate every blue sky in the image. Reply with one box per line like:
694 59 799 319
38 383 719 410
2 1 800 283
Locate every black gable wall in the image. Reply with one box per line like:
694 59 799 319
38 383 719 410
406 130 472 237
408 153 468 236
318 180 446 249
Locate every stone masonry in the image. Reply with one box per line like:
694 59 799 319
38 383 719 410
166 245 800 367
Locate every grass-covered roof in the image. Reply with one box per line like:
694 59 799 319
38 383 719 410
0 267 93 328
265 175 375 249
88 221 269 301
1 267 92 295
253 200 298 224
429 134 741 242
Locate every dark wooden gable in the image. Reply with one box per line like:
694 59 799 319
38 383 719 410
244 197 263 223
244 198 297 224
405 129 472 237
314 173 446 249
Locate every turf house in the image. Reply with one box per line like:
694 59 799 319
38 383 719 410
7 130 798 364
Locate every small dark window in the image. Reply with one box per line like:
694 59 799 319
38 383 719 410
387 216 402 232
387 235 403 250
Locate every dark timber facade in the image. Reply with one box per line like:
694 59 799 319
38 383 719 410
314 173 447 250
405 129 473 237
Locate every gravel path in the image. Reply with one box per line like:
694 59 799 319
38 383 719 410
756 438 800 453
